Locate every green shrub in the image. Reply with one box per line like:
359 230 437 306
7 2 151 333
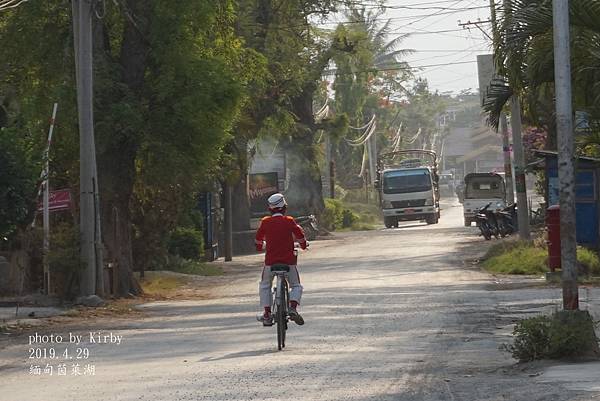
484 239 534 259
483 240 600 277
321 199 344 231
341 208 358 228
578 247 600 276
508 315 552 362
505 311 599 362
168 227 204 260
483 241 547 275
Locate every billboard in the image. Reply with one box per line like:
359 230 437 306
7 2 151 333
249 172 279 216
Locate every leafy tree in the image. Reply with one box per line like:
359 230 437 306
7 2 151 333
485 0 600 155
233 0 343 215
0 1 252 295
330 7 413 188
0 126 40 241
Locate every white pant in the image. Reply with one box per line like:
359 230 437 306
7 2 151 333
260 265 303 308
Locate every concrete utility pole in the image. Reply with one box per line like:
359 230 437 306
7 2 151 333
553 0 578 310
510 97 530 240
73 0 98 295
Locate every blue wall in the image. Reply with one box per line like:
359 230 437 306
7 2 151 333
547 158 599 248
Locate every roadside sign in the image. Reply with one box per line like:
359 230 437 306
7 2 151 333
38 189 72 212
249 173 279 217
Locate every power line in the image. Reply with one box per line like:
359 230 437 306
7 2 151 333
331 0 482 10
0 0 29 11
408 44 484 63
322 5 492 26
326 60 477 76
412 49 489 52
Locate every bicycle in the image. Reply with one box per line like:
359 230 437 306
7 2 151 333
256 246 305 350
270 263 291 350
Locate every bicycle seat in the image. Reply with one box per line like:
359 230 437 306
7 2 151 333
271 264 290 272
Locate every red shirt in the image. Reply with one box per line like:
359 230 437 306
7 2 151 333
255 214 306 266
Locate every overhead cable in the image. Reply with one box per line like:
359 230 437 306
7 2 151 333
0 0 29 11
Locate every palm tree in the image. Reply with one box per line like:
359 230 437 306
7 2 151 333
484 0 600 154
330 6 412 187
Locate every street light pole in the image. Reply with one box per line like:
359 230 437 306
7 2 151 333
553 0 578 310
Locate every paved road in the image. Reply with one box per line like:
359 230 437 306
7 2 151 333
1 199 598 400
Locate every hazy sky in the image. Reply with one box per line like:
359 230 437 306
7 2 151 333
327 0 493 95
389 0 492 94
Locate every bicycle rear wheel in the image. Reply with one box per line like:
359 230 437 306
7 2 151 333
275 278 284 351
276 280 288 350
282 281 288 348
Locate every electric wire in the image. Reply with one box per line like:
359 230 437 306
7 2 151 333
0 0 29 11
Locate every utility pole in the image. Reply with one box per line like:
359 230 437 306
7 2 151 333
73 0 98 295
553 0 578 310
489 0 515 205
510 97 530 239
224 183 233 262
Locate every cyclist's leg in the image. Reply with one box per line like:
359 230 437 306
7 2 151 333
287 265 303 305
259 265 273 308
259 266 274 326
287 265 304 325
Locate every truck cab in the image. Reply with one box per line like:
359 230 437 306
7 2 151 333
376 150 440 228
462 172 506 226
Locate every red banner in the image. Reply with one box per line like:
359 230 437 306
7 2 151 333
38 189 72 212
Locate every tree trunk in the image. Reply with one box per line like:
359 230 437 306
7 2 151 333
231 136 252 231
94 0 149 297
98 145 141 296
284 84 325 215
232 174 251 231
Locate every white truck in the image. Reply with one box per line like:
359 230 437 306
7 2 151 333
375 150 440 228
462 172 506 226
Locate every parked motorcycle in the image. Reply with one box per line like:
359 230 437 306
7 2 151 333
494 203 516 237
474 203 499 240
296 215 318 241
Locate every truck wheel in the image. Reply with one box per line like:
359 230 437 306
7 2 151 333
426 214 438 225
464 218 471 227
384 217 394 229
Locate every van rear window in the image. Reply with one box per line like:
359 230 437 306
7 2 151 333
465 178 504 199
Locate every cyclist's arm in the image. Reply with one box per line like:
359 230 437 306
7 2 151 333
255 219 266 251
290 218 308 249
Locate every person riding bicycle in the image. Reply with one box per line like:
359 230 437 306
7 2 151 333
255 193 307 327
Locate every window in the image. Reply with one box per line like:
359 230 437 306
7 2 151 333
383 169 432 194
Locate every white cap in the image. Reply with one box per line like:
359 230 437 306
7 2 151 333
267 193 287 209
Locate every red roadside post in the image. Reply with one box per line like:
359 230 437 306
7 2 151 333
546 205 561 272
